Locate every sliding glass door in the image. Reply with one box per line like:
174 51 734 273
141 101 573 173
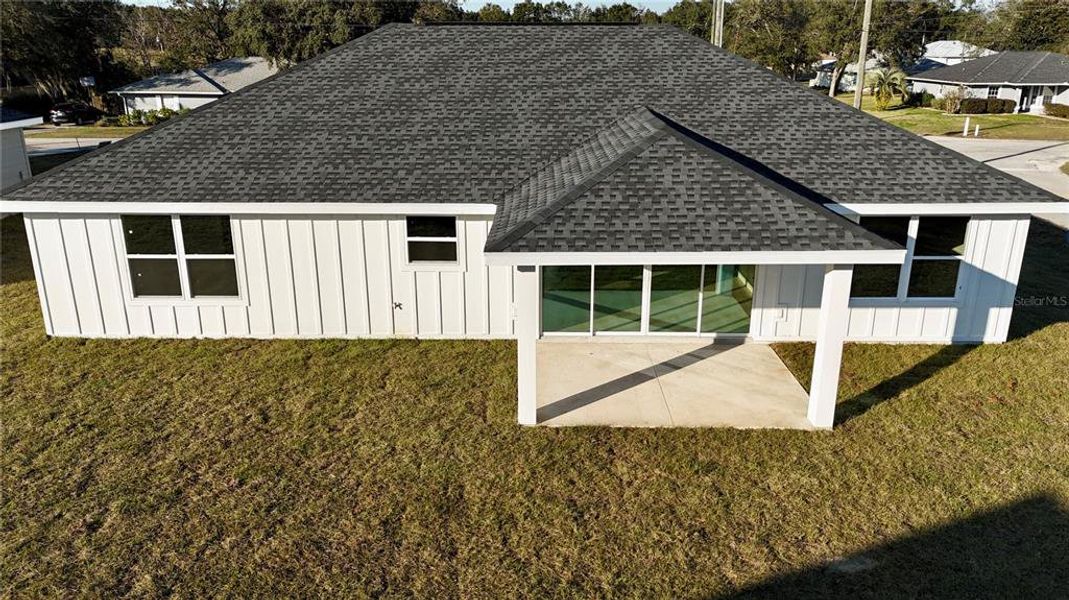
541 264 754 335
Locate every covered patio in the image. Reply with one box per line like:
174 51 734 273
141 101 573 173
536 339 813 428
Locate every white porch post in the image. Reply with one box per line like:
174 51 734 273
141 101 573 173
808 264 853 429
515 265 539 425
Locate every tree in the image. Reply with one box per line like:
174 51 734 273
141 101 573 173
727 0 813 80
871 0 948 70
806 0 863 96
661 0 715 39
169 0 234 67
865 67 907 110
590 3 651 23
477 3 510 21
986 0 1069 52
0 0 125 99
227 0 404 66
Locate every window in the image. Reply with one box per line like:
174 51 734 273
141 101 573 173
541 264 754 335
850 217 910 298
850 216 969 301
987 86 998 99
122 215 239 299
405 216 458 263
908 217 966 298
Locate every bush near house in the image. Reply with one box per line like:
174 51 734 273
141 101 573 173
959 98 1016 114
907 91 934 108
1045 103 1069 119
106 107 189 127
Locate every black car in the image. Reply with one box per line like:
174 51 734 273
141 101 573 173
49 102 104 125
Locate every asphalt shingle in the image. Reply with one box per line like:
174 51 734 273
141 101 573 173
909 51 1069 85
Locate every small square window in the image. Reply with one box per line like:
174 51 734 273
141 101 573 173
122 215 175 254
405 216 458 264
181 216 234 254
858 216 910 246
908 260 960 298
987 87 998 99
915 217 968 256
851 264 902 298
129 258 182 297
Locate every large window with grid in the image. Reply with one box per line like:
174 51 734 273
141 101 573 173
851 216 969 300
121 215 240 299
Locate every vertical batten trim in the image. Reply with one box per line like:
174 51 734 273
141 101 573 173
81 218 107 333
258 219 276 336
284 220 300 332
56 218 83 333
333 220 348 334
307 220 324 335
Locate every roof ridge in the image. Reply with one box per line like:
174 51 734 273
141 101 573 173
192 67 229 94
1017 50 1053 82
648 109 903 252
485 107 666 251
968 52 1004 83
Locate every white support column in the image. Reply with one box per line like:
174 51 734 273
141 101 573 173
808 264 853 429
515 265 539 426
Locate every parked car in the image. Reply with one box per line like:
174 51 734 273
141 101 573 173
49 102 103 125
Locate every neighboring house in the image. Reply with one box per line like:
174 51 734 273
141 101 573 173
809 58 878 92
3 24 1066 430
109 57 278 114
908 51 1069 114
922 40 996 66
1 106 43 192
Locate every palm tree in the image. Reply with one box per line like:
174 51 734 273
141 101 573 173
866 68 909 111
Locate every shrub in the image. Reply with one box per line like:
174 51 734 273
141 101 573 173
96 116 122 127
942 87 965 114
1045 103 1069 118
906 91 934 107
959 98 988 114
156 107 177 120
931 97 946 111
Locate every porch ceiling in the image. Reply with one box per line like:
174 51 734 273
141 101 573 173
536 340 813 429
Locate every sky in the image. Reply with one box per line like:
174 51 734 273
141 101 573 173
123 0 685 14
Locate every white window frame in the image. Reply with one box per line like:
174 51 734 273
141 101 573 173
850 216 972 307
541 264 754 338
987 86 998 99
401 216 466 272
119 214 246 306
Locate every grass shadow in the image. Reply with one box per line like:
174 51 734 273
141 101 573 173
714 493 1069 599
1009 216 1069 340
0 214 34 285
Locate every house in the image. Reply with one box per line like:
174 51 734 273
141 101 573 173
109 56 278 114
1 106 43 192
908 51 1069 114
922 40 995 66
2 24 1066 430
808 58 878 92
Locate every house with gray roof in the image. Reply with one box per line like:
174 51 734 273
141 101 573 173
110 56 277 114
908 51 1069 114
3 24 1066 429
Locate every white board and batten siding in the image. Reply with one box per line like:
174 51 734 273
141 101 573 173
751 216 1032 344
24 214 518 340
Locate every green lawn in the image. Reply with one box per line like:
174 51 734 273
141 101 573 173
1 215 1067 596
24 125 147 139
833 93 1069 140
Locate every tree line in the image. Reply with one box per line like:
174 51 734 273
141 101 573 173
2 0 1068 109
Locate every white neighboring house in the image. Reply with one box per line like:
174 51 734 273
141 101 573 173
908 51 1069 114
3 25 1067 430
110 57 278 114
923 40 996 66
1 107 43 193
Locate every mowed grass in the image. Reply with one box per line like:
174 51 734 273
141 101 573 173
2 215 1068 597
833 92 1069 140
24 126 147 139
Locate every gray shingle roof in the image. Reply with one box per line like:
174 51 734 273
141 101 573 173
488 107 897 253
908 51 1069 85
7 24 1060 226
110 57 278 95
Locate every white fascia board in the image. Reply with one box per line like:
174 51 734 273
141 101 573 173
0 201 500 216
829 202 1069 217
0 117 44 130
110 90 224 96
484 249 907 266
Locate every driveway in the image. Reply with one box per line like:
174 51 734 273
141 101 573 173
25 136 123 155
927 136 1069 199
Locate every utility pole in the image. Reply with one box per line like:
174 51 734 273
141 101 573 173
852 0 873 109
711 0 725 47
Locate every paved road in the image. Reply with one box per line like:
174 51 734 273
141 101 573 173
928 136 1069 200
25 136 124 155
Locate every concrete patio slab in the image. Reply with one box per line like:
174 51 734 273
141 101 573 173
536 340 813 429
